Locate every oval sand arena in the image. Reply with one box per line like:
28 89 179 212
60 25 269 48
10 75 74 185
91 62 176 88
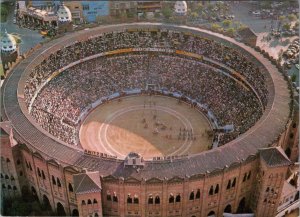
80 95 213 159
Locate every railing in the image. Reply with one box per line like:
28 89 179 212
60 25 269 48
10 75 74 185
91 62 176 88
276 199 300 217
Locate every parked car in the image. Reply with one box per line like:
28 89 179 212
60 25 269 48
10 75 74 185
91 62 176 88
252 11 261 16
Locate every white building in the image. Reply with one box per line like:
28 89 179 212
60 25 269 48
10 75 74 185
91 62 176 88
174 1 187 16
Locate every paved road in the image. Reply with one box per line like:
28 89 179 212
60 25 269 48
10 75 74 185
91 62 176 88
1 5 45 55
230 2 299 86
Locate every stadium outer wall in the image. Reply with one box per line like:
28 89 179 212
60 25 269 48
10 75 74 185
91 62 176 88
0 23 296 217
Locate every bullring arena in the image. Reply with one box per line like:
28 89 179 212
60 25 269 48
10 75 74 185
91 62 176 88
80 95 213 159
0 23 293 217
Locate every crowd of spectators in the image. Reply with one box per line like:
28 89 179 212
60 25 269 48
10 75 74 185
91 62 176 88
24 29 268 146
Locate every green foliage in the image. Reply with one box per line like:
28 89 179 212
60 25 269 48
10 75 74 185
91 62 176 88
162 6 173 19
227 27 236 36
291 74 297 82
279 15 286 22
154 12 161 18
190 12 198 19
195 2 204 12
2 196 55 216
222 19 232 27
282 23 291 31
211 23 222 32
0 3 8 16
288 14 297 21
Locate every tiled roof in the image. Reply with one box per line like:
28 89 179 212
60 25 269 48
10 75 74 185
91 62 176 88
73 171 101 194
238 27 257 38
1 23 291 180
259 147 291 167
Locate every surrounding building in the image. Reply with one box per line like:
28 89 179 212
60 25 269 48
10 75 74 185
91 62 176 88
57 3 73 34
109 1 137 18
64 1 83 24
0 30 19 75
137 1 162 18
174 1 188 16
81 1 109 23
237 27 258 47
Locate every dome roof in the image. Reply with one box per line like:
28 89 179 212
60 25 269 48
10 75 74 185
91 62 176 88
57 3 72 22
1 30 17 52
174 1 187 15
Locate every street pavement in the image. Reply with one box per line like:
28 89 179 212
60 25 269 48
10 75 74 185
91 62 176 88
230 2 299 85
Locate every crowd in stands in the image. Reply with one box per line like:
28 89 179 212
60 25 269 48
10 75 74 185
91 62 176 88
24 29 268 146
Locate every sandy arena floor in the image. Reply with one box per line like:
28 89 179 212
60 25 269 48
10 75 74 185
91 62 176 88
80 95 213 160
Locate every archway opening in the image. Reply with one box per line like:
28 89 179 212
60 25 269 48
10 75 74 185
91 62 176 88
224 204 232 213
237 197 246 213
43 195 51 210
72 209 79 216
57 202 66 216
207 210 215 217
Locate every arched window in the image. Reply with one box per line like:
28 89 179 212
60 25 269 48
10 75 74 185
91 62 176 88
57 178 61 187
169 194 174 203
134 195 139 204
0 173 3 178
207 211 215 216
107 192 112 201
209 186 214 195
6 158 10 163
127 195 132 204
227 180 231 189
148 195 153 204
10 176 14 181
175 194 181 202
243 173 247 182
37 168 41 177
87 199 92 205
13 186 17 190
82 200 86 205
224 204 232 213
189 191 194 200
16 159 21 165
52 176 56 185
264 198 267 203
8 185 12 190
266 187 269 192
155 196 160 204
247 171 251 180
231 178 236 188
113 193 118 202
214 184 219 194
19 171 23 176
42 171 46 179
68 183 73 192
29 163 32 171
5 175 9 179
93 199 97 204
2 184 6 189
94 213 99 217
196 189 200 199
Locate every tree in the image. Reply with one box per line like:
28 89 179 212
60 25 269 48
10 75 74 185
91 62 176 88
196 2 204 12
227 27 236 36
190 12 198 19
222 19 232 27
291 74 297 82
162 6 173 19
211 23 222 32
154 12 161 19
288 14 297 21
279 15 286 22
282 23 291 31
